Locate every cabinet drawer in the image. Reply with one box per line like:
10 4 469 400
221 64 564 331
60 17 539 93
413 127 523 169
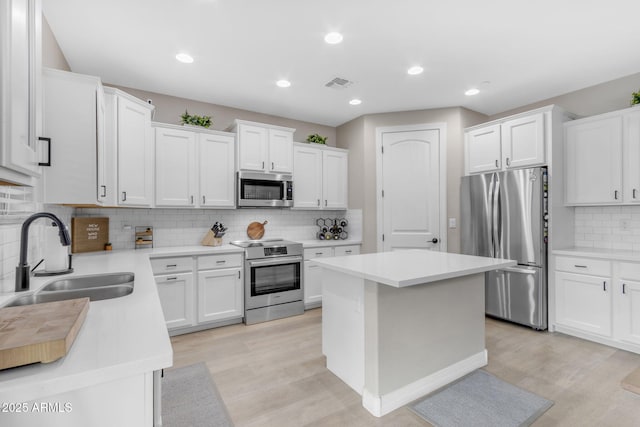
150 256 193 275
334 245 360 257
198 253 243 270
304 247 333 260
555 256 611 276
619 262 640 280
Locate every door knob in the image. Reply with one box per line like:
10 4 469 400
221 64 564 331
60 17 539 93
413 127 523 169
431 238 439 244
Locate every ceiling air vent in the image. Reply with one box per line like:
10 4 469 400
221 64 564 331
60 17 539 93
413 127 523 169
325 77 353 89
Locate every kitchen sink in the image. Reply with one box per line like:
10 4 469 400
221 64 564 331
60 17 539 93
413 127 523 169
41 272 135 292
3 272 135 307
5 285 134 307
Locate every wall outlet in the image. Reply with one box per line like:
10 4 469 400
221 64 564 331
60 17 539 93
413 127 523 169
448 218 457 229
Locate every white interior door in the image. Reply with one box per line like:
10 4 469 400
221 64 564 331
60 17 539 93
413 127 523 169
378 125 445 252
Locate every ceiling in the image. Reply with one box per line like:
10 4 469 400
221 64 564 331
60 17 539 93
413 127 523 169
43 0 640 127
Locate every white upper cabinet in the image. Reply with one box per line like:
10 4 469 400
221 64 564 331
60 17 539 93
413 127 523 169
293 143 348 210
565 115 623 205
501 113 545 169
116 95 154 206
154 123 236 209
623 109 640 203
155 127 197 207
42 69 106 205
0 0 42 184
292 144 323 208
465 124 502 174
465 110 548 175
199 132 235 208
231 120 294 173
323 149 348 209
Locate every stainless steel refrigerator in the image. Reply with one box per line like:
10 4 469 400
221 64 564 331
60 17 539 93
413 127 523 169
460 167 548 330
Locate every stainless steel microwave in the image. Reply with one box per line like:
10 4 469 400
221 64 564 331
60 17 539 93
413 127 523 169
237 171 293 207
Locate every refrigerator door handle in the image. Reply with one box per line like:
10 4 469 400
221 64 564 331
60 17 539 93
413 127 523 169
492 173 501 258
488 174 496 257
501 266 537 275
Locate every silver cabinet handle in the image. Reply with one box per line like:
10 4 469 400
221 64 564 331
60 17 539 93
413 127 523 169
122 191 127 201
317 199 320 206
100 185 107 198
506 158 510 167
191 195 194 204
238 270 241 279
38 137 52 166
574 265 587 268
603 281 607 291
315 252 323 256
345 250 352 254
166 277 177 281
262 161 265 169
634 189 638 199
325 200 328 207
615 190 619 200
495 159 499 168
272 162 274 170
216 260 226 264
202 195 206 204
623 283 627 294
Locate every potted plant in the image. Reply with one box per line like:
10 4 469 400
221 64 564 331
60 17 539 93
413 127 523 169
632 90 640 106
180 110 212 128
306 133 327 144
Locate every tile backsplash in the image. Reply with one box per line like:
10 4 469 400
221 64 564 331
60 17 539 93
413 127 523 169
74 208 362 249
574 206 640 251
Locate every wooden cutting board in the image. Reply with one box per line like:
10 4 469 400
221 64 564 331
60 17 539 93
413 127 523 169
0 298 90 370
247 220 267 240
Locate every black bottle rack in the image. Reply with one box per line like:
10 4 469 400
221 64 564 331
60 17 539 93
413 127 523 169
315 218 348 240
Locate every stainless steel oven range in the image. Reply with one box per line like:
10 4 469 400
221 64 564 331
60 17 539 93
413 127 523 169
230 239 304 325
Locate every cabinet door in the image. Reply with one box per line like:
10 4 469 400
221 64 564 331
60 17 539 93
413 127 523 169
501 113 545 169
555 271 612 337
155 272 195 330
155 127 196 207
268 128 293 173
565 116 622 205
293 145 323 208
42 70 102 205
323 150 348 209
197 268 243 323
237 124 268 171
465 124 501 174
199 133 235 207
623 109 640 203
118 97 153 206
0 0 42 178
304 261 323 307
616 279 640 346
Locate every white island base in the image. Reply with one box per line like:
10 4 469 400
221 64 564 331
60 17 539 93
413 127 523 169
315 250 515 417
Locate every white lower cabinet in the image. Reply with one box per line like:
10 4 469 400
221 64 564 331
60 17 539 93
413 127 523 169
304 244 360 309
155 272 194 329
197 268 243 323
553 255 640 353
555 271 611 337
152 252 243 335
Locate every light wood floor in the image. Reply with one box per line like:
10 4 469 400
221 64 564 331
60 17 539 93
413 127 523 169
170 309 640 426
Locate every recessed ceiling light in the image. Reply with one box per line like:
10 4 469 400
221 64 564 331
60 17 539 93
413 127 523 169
276 80 291 88
407 66 424 75
349 99 362 105
175 53 194 64
465 88 480 96
324 32 344 44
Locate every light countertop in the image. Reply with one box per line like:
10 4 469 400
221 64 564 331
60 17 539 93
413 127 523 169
311 249 515 288
0 250 173 403
552 247 640 262
298 239 362 248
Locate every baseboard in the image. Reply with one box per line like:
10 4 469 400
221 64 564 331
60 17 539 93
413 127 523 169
554 325 640 355
361 349 488 417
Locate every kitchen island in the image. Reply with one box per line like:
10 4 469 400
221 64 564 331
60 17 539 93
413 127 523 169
311 249 515 417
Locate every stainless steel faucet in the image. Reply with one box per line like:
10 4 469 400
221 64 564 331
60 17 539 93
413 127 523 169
15 212 71 292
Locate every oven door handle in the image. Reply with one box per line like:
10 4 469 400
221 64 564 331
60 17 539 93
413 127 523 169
247 256 303 267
